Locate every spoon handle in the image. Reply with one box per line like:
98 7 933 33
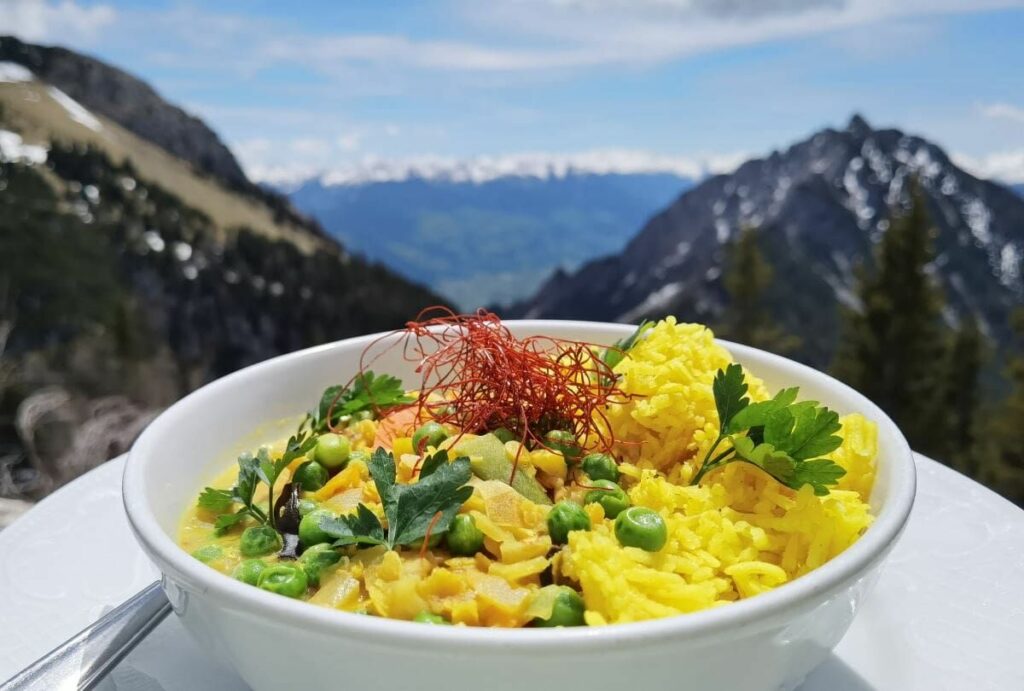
1 581 171 690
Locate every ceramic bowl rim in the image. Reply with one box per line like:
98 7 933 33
123 320 916 651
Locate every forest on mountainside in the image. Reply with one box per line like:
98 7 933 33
715 181 1024 505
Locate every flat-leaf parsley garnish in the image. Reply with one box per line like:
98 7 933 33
318 448 474 551
691 363 846 495
311 371 413 434
197 370 405 536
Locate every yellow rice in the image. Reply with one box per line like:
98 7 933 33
562 319 877 624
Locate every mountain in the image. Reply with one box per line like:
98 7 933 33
1013 183 1024 199
510 115 1024 367
0 35 247 188
0 42 442 499
286 171 690 308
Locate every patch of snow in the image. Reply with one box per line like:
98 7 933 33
269 281 285 297
83 184 99 204
823 272 861 311
843 158 874 228
0 62 33 83
705 267 721 281
773 175 791 202
659 241 692 269
622 271 637 288
908 146 942 181
143 230 165 253
712 199 726 215
224 269 240 284
120 176 137 192
0 130 47 164
862 139 892 183
940 174 958 196
961 197 992 246
886 168 907 207
182 265 198 281
618 282 683 321
1000 243 1021 288
715 219 731 243
173 242 192 262
292 149 747 187
46 87 103 132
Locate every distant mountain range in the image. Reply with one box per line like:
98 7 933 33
0 37 440 496
509 115 1024 367
285 171 691 308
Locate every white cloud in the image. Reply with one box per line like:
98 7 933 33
85 0 1024 79
256 148 749 187
979 103 1024 125
453 0 1024 71
953 150 1024 184
0 0 116 44
337 133 362 152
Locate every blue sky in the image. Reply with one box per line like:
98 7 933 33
4 0 1024 184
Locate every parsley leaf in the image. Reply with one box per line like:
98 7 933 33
320 448 473 551
713 363 750 432
691 366 846 495
199 438 309 536
315 372 413 432
197 487 234 512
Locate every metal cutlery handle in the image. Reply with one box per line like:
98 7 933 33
1 581 171 690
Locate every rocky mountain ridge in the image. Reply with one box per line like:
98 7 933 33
510 115 1024 366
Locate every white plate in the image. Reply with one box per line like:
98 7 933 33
1 454 1022 690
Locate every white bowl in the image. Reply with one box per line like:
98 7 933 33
123 321 916 691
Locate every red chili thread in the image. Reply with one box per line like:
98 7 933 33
420 510 444 560
355 307 630 484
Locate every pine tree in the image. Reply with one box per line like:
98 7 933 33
973 309 1024 506
717 226 800 355
945 313 984 474
832 177 950 458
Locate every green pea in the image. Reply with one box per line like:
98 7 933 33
413 611 451 625
445 514 485 556
240 525 282 557
491 427 516 444
545 430 582 463
532 586 586 627
293 461 329 491
232 558 267 585
257 563 308 598
581 453 619 482
299 543 342 586
583 480 630 519
547 501 591 545
299 508 336 547
412 421 448 452
298 498 319 516
191 545 222 563
614 506 668 552
314 433 351 469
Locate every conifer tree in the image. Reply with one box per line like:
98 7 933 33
945 313 984 473
832 177 950 457
717 227 800 355
973 309 1024 506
